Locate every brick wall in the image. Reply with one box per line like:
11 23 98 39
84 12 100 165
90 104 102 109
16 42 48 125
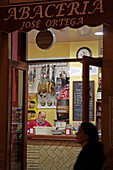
27 140 81 170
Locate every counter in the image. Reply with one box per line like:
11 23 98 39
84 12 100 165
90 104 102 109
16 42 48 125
27 135 81 170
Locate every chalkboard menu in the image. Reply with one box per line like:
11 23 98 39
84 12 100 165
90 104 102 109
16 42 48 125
73 81 94 121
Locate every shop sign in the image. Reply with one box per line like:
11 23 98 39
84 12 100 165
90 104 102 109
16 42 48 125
0 0 113 32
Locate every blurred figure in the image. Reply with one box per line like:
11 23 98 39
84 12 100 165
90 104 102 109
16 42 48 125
74 122 105 170
27 111 52 131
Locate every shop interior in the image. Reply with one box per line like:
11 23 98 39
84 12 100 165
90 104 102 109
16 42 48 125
27 25 103 131
9 25 103 169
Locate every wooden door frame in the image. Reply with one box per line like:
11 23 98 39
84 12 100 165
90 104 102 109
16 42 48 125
8 59 28 170
82 56 103 121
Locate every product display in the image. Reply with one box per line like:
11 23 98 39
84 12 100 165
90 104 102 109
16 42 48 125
49 65 56 96
97 81 102 101
96 101 101 136
28 93 37 121
28 63 69 109
11 107 23 164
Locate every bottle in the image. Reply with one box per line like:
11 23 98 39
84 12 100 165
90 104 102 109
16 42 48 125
97 81 101 101
65 124 72 135
62 70 67 85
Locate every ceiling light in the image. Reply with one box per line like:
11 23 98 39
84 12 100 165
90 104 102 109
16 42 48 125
77 26 92 36
94 31 103 35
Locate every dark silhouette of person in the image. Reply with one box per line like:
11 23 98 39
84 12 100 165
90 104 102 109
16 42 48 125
74 122 105 170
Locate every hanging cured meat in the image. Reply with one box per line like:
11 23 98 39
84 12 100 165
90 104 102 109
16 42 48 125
49 65 56 96
46 65 50 93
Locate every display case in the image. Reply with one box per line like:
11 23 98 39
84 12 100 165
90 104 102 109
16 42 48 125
28 63 70 121
96 101 101 135
28 93 37 121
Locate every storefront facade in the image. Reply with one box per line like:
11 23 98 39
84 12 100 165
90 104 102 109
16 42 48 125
0 0 113 169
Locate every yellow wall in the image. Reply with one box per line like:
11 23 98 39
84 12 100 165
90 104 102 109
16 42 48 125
28 42 70 59
37 108 56 126
28 40 99 127
69 41 99 126
70 41 98 58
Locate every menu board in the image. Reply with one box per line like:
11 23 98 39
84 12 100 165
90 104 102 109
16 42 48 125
73 81 94 121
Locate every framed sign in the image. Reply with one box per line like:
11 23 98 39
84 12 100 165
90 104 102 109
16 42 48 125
73 81 94 121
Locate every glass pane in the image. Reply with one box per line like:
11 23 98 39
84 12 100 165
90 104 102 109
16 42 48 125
28 62 70 127
89 66 102 137
27 25 103 135
27 61 83 134
11 68 23 170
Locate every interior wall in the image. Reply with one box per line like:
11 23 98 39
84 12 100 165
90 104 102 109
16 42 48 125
37 108 57 126
28 43 70 59
70 41 99 59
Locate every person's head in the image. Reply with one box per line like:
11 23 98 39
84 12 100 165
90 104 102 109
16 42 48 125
38 111 46 123
76 122 99 147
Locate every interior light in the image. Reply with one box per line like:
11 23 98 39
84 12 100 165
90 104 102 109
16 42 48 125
94 31 103 35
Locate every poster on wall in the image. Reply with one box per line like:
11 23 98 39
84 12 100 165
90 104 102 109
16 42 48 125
73 81 94 121
28 63 70 108
56 76 70 114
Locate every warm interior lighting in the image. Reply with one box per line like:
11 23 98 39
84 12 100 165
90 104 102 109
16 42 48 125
94 31 103 35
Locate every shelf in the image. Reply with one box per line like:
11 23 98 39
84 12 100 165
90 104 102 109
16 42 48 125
28 93 37 102
96 100 101 131
27 93 37 121
12 122 22 125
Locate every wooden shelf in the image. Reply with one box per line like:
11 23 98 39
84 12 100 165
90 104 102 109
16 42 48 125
27 134 76 141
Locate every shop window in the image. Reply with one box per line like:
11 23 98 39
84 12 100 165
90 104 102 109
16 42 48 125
27 25 103 133
28 62 83 126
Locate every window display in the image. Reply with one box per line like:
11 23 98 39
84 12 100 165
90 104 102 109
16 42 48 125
28 62 70 121
28 63 69 104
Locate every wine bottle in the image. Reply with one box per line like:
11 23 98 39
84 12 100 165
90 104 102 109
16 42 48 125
97 82 101 101
62 70 67 85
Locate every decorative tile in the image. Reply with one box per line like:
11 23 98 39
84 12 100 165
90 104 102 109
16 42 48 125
27 140 81 170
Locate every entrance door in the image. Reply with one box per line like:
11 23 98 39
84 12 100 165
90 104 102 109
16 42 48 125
82 56 103 131
8 59 28 170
